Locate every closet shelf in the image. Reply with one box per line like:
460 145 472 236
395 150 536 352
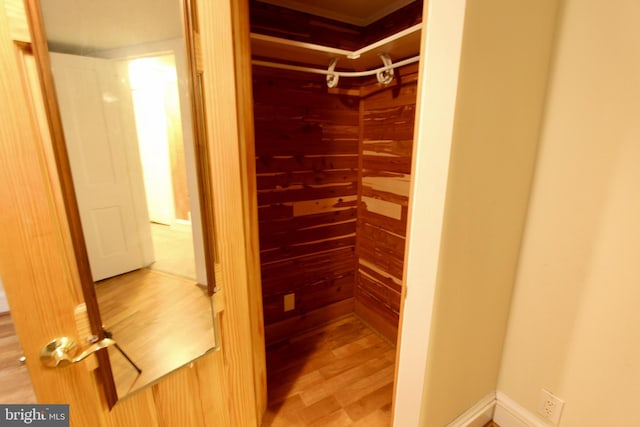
250 23 422 75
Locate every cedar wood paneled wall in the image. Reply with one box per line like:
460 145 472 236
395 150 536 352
251 2 421 344
254 68 360 342
253 66 418 344
356 65 419 342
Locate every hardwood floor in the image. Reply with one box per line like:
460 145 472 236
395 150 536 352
0 313 36 403
149 222 196 280
2 309 503 425
263 315 396 426
95 268 215 397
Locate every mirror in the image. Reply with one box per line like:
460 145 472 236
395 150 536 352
29 0 217 402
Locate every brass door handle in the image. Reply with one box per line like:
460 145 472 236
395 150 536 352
40 336 115 368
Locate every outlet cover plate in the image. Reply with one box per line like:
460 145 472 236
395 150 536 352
537 389 564 425
284 293 295 312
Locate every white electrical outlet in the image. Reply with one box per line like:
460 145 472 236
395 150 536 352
537 389 564 425
283 293 295 312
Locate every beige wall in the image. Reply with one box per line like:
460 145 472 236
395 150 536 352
402 0 560 425
497 0 640 425
395 0 557 427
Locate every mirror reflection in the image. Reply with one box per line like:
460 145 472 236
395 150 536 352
39 0 216 398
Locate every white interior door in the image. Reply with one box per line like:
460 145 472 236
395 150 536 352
50 52 152 281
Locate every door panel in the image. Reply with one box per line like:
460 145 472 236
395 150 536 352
1 0 263 426
50 53 149 281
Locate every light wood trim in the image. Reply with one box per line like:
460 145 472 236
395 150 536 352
198 0 263 424
23 0 118 406
228 0 267 419
0 3 109 424
3 0 29 43
184 0 218 295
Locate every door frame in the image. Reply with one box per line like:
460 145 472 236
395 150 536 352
1 0 266 424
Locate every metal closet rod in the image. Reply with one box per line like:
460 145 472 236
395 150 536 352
250 23 422 84
252 55 420 78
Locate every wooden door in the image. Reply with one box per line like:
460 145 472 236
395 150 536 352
50 52 149 281
0 0 265 426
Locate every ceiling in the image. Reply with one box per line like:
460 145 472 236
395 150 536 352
41 0 183 53
256 0 417 26
41 0 417 53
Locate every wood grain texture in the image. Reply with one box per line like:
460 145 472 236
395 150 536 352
199 0 263 424
0 21 110 426
95 269 214 398
0 314 36 404
1 0 262 426
355 65 419 343
23 0 118 405
3 0 29 43
249 0 423 51
263 315 395 426
229 0 268 418
253 66 360 334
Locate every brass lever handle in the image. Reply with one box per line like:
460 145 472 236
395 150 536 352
40 336 116 368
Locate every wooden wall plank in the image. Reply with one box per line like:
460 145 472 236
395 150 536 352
359 263 402 294
253 65 360 337
292 196 357 216
360 209 407 236
257 169 358 190
261 248 356 292
256 154 358 174
363 154 412 174
258 182 357 205
260 236 356 264
361 139 414 156
265 299 354 344
249 0 423 51
355 65 418 342
361 186 409 207
254 137 359 157
259 207 356 234
260 221 356 249
249 0 362 50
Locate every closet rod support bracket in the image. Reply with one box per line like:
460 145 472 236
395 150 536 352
377 53 394 85
326 58 339 88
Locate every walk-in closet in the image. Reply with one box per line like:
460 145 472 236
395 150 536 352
248 1 423 424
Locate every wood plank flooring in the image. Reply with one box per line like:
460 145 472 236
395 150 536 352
1 310 503 426
149 222 197 280
263 315 396 426
95 268 215 397
0 313 36 403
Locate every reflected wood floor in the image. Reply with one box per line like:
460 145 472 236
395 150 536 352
263 315 396 426
0 313 36 403
95 268 214 397
149 222 196 280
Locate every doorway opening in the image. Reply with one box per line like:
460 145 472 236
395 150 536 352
128 54 197 280
248 0 424 424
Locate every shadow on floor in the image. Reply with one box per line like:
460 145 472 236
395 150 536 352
262 314 396 426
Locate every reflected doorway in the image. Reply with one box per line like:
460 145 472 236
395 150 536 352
128 54 197 281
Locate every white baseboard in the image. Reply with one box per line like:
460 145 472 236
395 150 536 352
446 392 496 427
494 391 547 427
